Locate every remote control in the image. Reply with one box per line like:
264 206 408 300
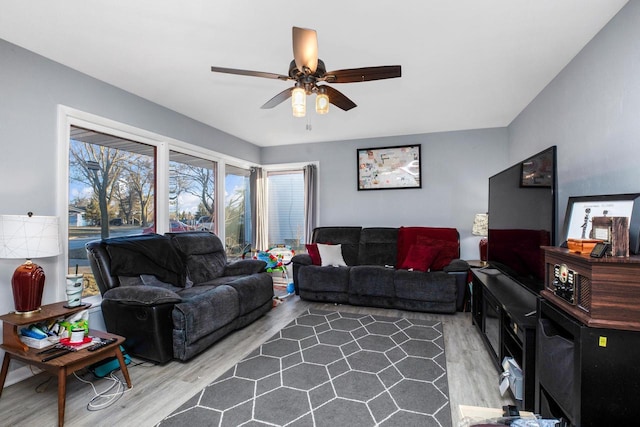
42 348 72 362
37 344 64 355
87 337 117 352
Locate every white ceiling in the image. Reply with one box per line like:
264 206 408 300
0 0 628 147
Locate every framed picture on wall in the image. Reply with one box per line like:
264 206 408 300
357 144 421 190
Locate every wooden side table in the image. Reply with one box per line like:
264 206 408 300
466 259 487 269
0 302 132 427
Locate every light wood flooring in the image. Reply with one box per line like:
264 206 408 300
0 296 514 427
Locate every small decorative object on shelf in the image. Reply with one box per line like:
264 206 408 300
566 238 602 254
65 266 84 308
472 213 488 265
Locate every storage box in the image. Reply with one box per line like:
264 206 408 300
19 333 59 349
567 238 602 254
502 357 523 400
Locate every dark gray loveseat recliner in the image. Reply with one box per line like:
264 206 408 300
86 231 273 363
292 226 469 314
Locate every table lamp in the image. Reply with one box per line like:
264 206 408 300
0 213 61 314
472 213 488 265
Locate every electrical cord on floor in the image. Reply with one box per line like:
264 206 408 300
127 357 155 368
35 375 53 393
73 370 133 411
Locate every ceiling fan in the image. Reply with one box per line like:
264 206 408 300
210 27 401 116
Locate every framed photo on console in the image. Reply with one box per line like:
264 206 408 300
562 193 640 254
357 144 421 190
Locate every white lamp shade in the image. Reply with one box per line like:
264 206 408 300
0 215 61 259
472 213 488 237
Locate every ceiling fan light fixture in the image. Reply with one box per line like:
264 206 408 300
316 91 329 115
292 86 306 117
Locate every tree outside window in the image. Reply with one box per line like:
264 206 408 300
68 126 156 297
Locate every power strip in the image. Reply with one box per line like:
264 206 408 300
91 346 131 378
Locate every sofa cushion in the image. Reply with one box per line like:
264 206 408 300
394 270 456 303
312 227 362 266
221 274 274 316
317 243 347 267
172 285 240 345
118 276 144 286
398 244 440 272
168 231 227 285
358 227 398 266
223 259 267 276
305 244 322 265
140 274 191 291
396 227 459 270
103 285 182 306
299 265 350 293
350 266 395 298
104 233 186 287
416 237 459 271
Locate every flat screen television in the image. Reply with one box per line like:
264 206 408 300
487 146 557 295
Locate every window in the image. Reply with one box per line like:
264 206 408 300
168 150 217 233
68 126 156 297
267 170 304 252
225 165 251 260
64 110 313 303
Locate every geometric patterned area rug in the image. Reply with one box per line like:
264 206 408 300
158 309 451 427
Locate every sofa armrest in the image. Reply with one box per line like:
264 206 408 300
223 259 267 276
444 259 470 311
103 285 182 306
291 253 312 266
443 259 469 272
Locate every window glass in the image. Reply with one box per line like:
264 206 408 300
225 165 251 260
68 126 156 297
267 170 304 252
168 150 217 233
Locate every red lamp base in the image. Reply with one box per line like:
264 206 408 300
479 238 488 265
11 260 46 315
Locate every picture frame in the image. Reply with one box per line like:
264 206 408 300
562 194 640 251
520 149 554 187
357 144 421 190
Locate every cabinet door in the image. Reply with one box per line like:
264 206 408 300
483 292 501 360
471 277 483 327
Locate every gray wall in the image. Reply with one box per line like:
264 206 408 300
508 0 640 238
261 128 509 259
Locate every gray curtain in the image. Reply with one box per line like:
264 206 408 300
250 167 268 250
303 164 317 243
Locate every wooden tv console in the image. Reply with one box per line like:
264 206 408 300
471 267 538 411
537 247 640 425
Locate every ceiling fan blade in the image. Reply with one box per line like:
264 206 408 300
292 27 318 74
323 85 357 111
324 65 401 83
211 66 290 81
261 87 294 109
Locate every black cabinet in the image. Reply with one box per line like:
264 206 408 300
536 299 640 426
471 268 538 410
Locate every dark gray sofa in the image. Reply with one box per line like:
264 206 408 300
86 231 273 363
292 226 469 313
